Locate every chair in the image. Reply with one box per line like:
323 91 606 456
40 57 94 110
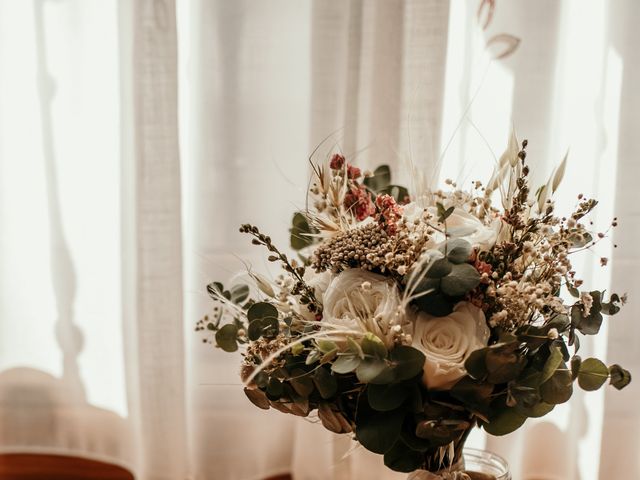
0 454 134 480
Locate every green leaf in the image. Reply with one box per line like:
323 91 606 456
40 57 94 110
384 439 424 473
367 383 409 412
441 238 473 264
483 408 527 436
465 348 489 380
289 372 315 397
347 337 365 359
206 281 225 299
305 349 322 365
539 362 573 404
356 409 405 454
356 357 389 383
248 316 279 341
290 212 315 250
248 302 278 322
577 358 609 391
427 257 453 278
541 345 563 384
516 401 554 418
215 324 239 352
379 184 410 204
364 165 392 192
570 355 582 380
485 343 526 384
313 367 338 399
331 354 361 374
440 263 481 297
412 291 455 317
244 387 270 410
317 339 338 354
415 419 470 446
229 284 250 305
389 346 426 381
450 376 493 415
571 292 604 335
266 378 284 400
361 333 388 359
609 364 632 390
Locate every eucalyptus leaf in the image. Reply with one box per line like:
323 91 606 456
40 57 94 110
215 324 239 352
380 185 410 204
290 212 316 250
441 238 473 264
483 408 527 436
313 367 338 399
609 364 632 390
367 383 409 412
539 362 573 404
356 357 389 384
248 302 278 322
440 263 481 297
361 333 388 359
229 284 250 305
485 343 526 384
364 165 391 192
244 387 271 410
427 257 453 278
541 345 563 384
331 354 361 374
356 409 405 454
464 348 489 380
384 439 424 473
389 346 425 381
577 358 609 391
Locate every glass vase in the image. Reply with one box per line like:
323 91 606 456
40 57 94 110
408 448 511 480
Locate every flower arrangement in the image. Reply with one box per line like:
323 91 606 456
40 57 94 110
198 133 631 478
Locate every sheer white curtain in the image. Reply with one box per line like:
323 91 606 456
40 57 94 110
1 1 639 480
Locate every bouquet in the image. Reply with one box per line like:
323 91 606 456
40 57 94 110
198 133 631 478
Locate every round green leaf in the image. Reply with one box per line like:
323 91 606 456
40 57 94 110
483 408 527 436
609 364 632 390
356 357 389 383
229 284 250 304
539 362 573 404
331 354 361 374
541 345 563 384
215 324 239 352
442 238 473 264
440 263 481 297
367 383 409 412
383 439 424 473
248 302 278 322
577 358 609 391
389 346 425 381
427 257 453 278
313 366 338 399
244 387 270 410
361 333 388 359
356 409 404 454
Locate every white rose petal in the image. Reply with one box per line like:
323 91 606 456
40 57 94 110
322 269 405 348
424 206 502 252
412 302 490 390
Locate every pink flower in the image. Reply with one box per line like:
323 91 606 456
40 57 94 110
347 165 361 179
374 194 403 235
344 185 375 221
329 154 345 170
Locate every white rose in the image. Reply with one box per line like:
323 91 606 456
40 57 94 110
412 302 489 390
417 207 500 253
303 269 333 303
322 269 405 348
